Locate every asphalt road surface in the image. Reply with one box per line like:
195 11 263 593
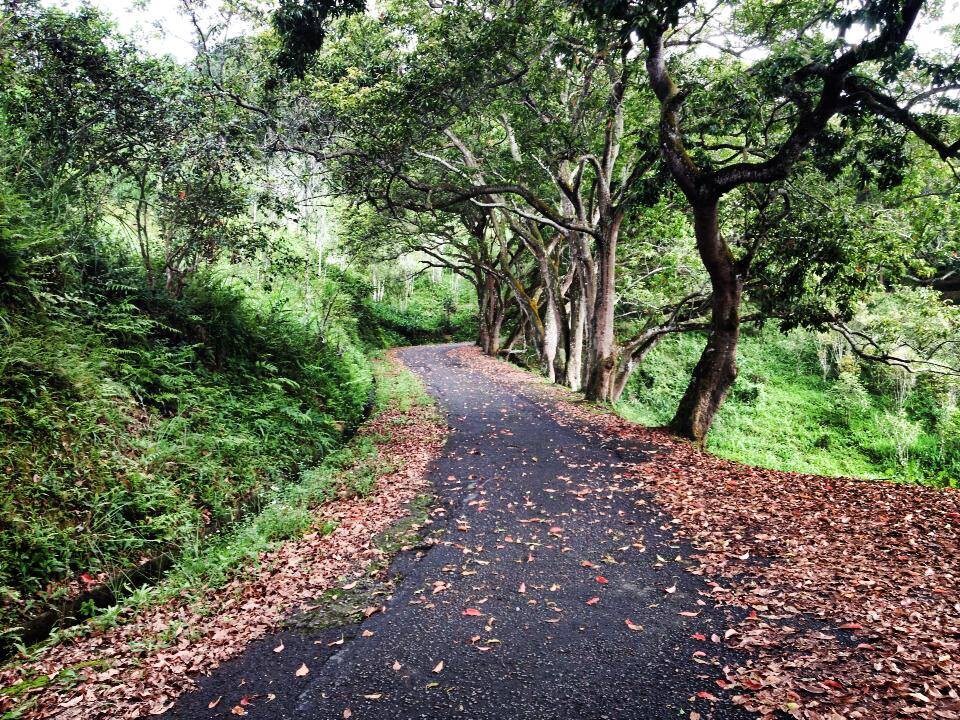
165 344 751 720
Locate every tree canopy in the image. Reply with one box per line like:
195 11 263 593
270 0 960 441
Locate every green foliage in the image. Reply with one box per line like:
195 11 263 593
272 0 366 77
3 1 285 301
0 112 83 313
40 357 432 658
369 281 476 346
0 246 377 638
619 328 960 485
325 266 476 347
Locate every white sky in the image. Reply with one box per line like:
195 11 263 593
46 0 219 61
45 0 960 64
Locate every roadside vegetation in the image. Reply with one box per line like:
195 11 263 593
2 0 959 674
0 352 448 720
0 3 471 649
619 328 960 484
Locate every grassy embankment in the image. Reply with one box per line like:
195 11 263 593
618 328 959 486
0 252 466 650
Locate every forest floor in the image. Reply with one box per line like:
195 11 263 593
3 344 960 720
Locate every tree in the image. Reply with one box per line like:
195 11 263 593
583 0 960 441
2 2 283 298
305 0 683 396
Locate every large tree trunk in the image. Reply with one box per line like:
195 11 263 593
671 200 742 443
584 214 622 402
566 275 586 391
533 251 560 382
477 273 504 355
573 234 597 389
542 294 560 382
489 302 505 355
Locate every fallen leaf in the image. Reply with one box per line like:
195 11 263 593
625 619 643 631
273 642 284 653
463 608 484 616
208 696 222 709
586 596 600 606
295 663 309 677
433 660 444 673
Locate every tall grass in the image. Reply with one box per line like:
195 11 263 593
618 328 960 485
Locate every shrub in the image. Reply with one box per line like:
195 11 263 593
0 256 374 638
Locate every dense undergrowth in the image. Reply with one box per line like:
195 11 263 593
0 242 474 644
0 354 448 720
49 355 437 646
0 165 469 649
1 272 355 633
619 328 960 486
0 264 471 646
332 269 476 349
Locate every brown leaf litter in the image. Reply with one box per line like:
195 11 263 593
456 344 960 720
0 351 447 720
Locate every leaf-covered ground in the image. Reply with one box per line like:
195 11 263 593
4 344 959 720
456 346 960 719
162 343 754 720
0 352 447 720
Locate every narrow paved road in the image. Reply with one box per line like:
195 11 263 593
168 344 750 720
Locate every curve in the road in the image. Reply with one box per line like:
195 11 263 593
167 344 752 720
